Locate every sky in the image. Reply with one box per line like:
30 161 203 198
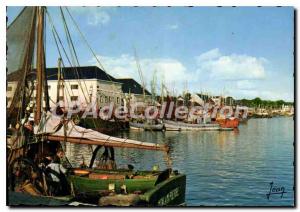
7 6 294 101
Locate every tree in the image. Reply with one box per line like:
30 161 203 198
253 97 262 107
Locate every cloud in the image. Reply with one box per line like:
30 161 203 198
196 48 267 81
196 48 221 62
68 7 111 26
236 80 256 90
88 54 190 89
192 48 293 100
166 24 179 30
87 12 110 26
231 89 293 101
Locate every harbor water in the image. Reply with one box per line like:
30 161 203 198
66 117 294 206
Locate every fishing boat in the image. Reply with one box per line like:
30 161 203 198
163 120 225 131
69 168 186 206
129 119 164 131
216 117 239 129
127 50 164 132
8 116 186 206
253 109 272 118
7 6 186 206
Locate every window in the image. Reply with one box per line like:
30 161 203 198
105 96 108 103
59 96 64 101
100 96 103 103
7 86 12 91
117 97 120 104
71 84 78 90
71 96 78 101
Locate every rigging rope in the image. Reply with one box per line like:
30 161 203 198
59 7 91 104
64 7 115 83
63 6 124 127
46 8 99 130
63 9 157 137
46 11 78 112
64 7 123 118
46 10 84 105
46 9 83 105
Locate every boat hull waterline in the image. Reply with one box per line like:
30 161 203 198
163 120 233 131
129 122 164 131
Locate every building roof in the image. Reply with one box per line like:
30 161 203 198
7 66 117 82
7 66 151 95
46 66 116 82
114 78 151 95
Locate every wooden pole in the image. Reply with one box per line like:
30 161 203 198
35 7 45 125
56 58 62 103
43 47 50 111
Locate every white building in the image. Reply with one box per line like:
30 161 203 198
7 66 124 111
7 66 154 114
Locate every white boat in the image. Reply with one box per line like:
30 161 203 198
163 120 229 131
129 120 164 131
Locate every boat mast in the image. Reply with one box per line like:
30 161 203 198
35 6 45 125
18 8 37 122
161 80 164 103
151 69 157 105
133 47 146 103
56 57 63 103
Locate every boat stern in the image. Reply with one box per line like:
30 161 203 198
140 173 186 206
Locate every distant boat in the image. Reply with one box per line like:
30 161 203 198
163 120 225 131
129 120 164 131
253 109 272 118
253 112 272 118
216 117 239 128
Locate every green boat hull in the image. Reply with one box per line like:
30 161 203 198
140 174 186 206
68 169 186 206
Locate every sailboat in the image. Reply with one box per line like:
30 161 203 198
128 48 164 131
7 6 186 206
161 93 232 131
